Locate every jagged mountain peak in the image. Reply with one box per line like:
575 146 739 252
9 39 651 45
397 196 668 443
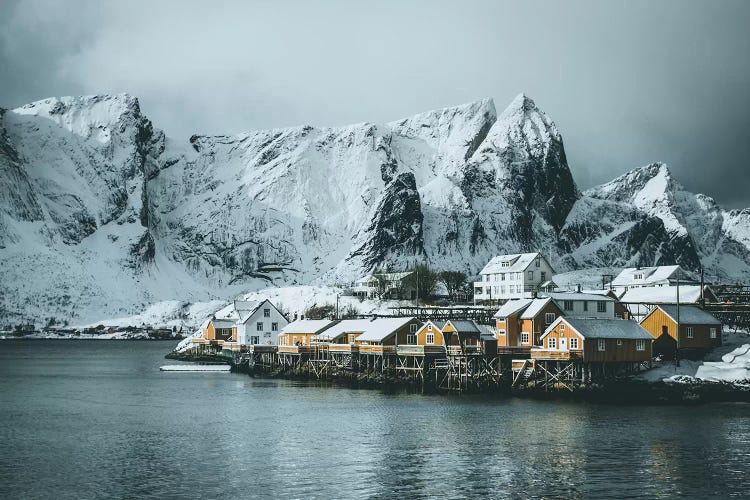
10 93 146 144
586 162 681 205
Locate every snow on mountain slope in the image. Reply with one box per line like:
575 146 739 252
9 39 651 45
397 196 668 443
572 162 750 279
1 92 748 326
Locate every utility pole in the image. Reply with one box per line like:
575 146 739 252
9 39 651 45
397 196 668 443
676 272 681 368
336 294 340 320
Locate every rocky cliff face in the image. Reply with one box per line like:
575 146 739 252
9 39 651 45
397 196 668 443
0 93 748 324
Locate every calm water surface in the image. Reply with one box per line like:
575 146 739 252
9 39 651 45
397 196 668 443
0 340 748 499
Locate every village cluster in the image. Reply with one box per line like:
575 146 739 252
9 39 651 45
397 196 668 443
190 253 731 389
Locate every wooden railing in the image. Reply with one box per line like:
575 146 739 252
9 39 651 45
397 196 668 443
530 349 582 361
396 345 446 356
357 344 395 354
328 344 358 353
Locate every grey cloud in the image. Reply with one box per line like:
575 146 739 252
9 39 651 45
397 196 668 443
1 0 748 207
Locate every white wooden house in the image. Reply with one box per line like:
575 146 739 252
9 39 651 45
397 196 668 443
474 252 555 301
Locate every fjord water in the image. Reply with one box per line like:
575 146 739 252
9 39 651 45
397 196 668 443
1 341 748 499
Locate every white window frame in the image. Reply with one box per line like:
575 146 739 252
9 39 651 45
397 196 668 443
710 327 717 339
528 271 533 280
598 339 606 351
560 323 566 331
636 339 645 351
617 339 622 346
597 301 607 313
407 334 416 345
498 329 506 336
271 322 278 331
548 337 556 349
250 335 260 345
409 324 417 333
570 337 579 350
428 324 433 331
564 300 573 311
256 322 263 331
292 336 298 345
686 326 694 338
521 332 529 344
426 333 435 345
263 308 270 317
545 313 555 324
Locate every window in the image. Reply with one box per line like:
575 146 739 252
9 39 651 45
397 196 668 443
564 300 574 311
292 336 298 345
597 301 607 313
570 338 579 350
410 324 417 333
710 327 717 339
528 271 534 280
536 258 540 268
499 329 506 335
271 322 278 331
560 323 566 331
428 324 433 331
548 337 556 349
521 332 529 344
634 273 643 280
501 286 506 294
598 339 606 351
545 313 555 324
541 271 546 281
687 327 694 338
257 322 263 331
636 339 645 351
407 334 416 344
501 273 506 281
426 333 435 345
263 308 270 317
502 261 510 268
617 339 622 346
583 301 588 311
250 336 260 345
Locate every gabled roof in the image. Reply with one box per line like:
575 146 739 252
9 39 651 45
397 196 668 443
281 319 336 335
480 252 546 275
542 317 652 341
212 299 280 324
316 319 372 341
581 289 624 299
355 317 417 342
651 305 721 325
494 298 533 318
620 286 702 304
610 265 694 287
520 298 553 319
210 319 235 329
545 292 615 302
445 319 481 334
478 324 497 341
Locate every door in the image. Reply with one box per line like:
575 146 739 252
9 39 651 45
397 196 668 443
559 338 567 351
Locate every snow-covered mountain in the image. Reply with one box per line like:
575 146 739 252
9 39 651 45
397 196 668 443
1 93 748 324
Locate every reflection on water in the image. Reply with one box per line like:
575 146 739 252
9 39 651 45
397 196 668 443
0 340 748 499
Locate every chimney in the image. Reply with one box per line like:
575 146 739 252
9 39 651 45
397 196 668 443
577 284 581 293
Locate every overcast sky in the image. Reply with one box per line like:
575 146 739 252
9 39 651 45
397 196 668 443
2 0 749 207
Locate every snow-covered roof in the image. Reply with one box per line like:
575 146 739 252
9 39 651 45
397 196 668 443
494 298 533 318
355 317 417 342
581 289 623 298
478 324 497 341
542 317 652 340
610 265 693 287
545 292 615 302
281 319 336 335
654 305 721 325
520 298 553 319
316 319 372 341
620 286 703 304
212 300 268 324
479 252 544 275
211 319 235 329
446 319 481 334
374 271 413 281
